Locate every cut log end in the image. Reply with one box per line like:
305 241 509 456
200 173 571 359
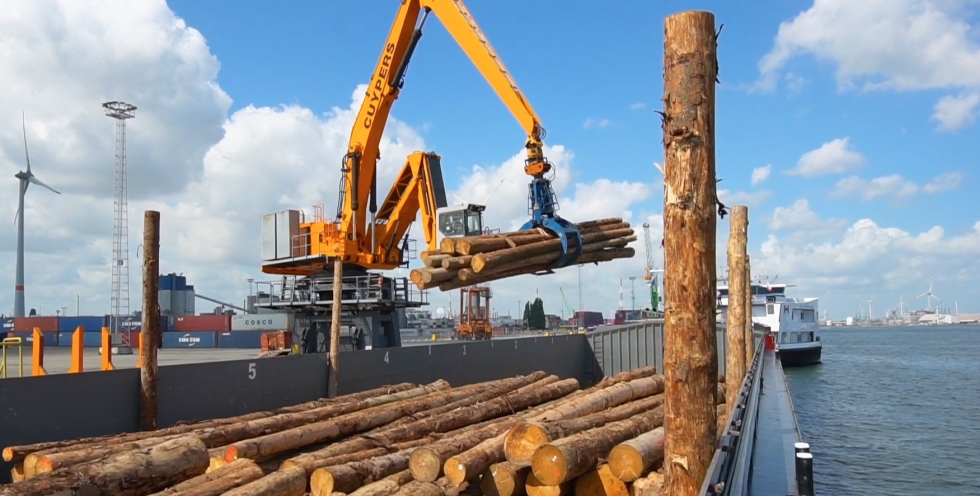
224 445 240 463
10 463 25 483
409 447 443 483
575 464 629 496
1 448 14 462
526 470 572 496
529 445 568 487
310 467 336 496
442 456 468 486
480 462 529 496
505 423 551 463
608 444 645 482
209 456 229 473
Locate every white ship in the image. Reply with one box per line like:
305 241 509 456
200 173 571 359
717 276 821 367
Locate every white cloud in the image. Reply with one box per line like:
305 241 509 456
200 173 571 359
0 1 657 320
629 103 646 110
582 118 610 129
923 171 964 193
753 0 980 128
751 164 772 185
932 93 980 130
768 198 847 232
832 172 963 200
787 137 865 177
718 189 772 207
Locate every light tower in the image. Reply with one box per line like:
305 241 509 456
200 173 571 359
103 101 136 346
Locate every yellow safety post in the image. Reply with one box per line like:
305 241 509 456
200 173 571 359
68 326 84 373
31 327 47 376
1 337 25 378
101 327 115 371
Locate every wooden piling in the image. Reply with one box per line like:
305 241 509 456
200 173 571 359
745 256 754 364
328 258 343 398
661 10 720 496
726 206 748 412
140 210 161 431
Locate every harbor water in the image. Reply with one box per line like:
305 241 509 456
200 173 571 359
785 324 980 495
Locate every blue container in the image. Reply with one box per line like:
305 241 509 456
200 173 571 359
216 331 263 349
162 331 216 348
56 331 105 348
8 331 58 347
110 315 172 332
58 316 108 332
0 317 12 340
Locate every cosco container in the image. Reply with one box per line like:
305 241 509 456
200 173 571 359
13 316 59 332
56 331 104 348
230 313 293 332
58 316 108 332
7 331 58 347
162 332 216 348
175 315 231 332
216 331 263 349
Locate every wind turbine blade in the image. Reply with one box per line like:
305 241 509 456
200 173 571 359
22 112 31 173
28 176 60 194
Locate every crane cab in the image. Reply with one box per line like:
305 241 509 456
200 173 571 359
436 203 487 244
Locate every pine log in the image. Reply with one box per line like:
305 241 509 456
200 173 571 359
425 254 451 268
208 456 228 473
393 477 468 496
32 433 190 476
588 366 657 390
283 374 561 474
10 463 24 483
0 435 209 496
408 415 524 482
575 464 630 496
607 427 665 482
421 267 458 284
525 471 573 496
451 218 624 256
629 471 664 496
470 227 633 273
148 458 264 496
421 250 446 264
2 382 417 464
226 376 576 463
480 461 530 496
442 256 473 270
219 466 307 496
310 448 418 496
438 248 634 292
530 406 666 485
348 469 415 496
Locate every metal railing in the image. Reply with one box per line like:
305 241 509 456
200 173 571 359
0 337 24 378
254 273 428 307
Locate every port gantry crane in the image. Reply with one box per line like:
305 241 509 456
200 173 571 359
256 0 581 352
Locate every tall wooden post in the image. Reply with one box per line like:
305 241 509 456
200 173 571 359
327 258 343 398
726 206 748 412
662 10 719 496
745 255 755 364
140 210 161 431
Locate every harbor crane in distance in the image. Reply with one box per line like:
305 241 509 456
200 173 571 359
255 0 582 352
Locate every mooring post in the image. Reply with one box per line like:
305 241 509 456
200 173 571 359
726 206 748 410
140 210 161 431
662 10 720 496
328 258 343 398
745 255 755 364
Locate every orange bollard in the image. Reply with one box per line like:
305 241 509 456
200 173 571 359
137 331 143 369
68 326 83 373
31 327 46 376
101 327 115 371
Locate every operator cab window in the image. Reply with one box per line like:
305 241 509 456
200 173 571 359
464 210 483 236
440 211 465 237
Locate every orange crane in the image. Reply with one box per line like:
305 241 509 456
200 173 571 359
455 286 493 340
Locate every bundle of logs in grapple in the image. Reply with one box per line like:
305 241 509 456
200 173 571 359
412 217 636 292
1 369 728 496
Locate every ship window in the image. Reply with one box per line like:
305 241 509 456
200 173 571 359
767 304 774 315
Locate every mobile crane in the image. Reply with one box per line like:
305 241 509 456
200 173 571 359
255 0 581 352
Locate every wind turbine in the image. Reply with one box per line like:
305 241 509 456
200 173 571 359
862 298 874 322
13 112 61 317
915 278 940 311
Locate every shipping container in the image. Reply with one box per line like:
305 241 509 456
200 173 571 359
175 314 231 332
260 330 293 352
162 331 216 348
231 313 293 332
216 331 262 349
8 331 58 347
13 316 59 332
58 316 108 332
109 315 173 332
56 331 104 348
1 317 13 340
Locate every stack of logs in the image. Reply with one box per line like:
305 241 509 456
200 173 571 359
1 369 726 496
411 218 636 292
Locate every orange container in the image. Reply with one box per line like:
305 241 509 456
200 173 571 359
14 316 59 332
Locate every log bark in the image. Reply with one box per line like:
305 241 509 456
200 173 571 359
421 267 457 285
442 256 473 270
425 254 451 268
480 461 529 496
726 205 749 413
0 436 209 496
219 466 307 496
226 377 576 463
468 236 636 278
574 464 629 496
147 458 264 496
470 227 633 273
310 448 418 496
450 218 623 256
629 471 664 496
408 416 522 482
420 250 446 264
590 366 657 389
32 433 188 476
525 471 572 496
530 406 666 486
141 210 161 431
392 477 468 496
437 248 634 292
328 257 343 397
662 10 720 496
348 469 414 496
607 427 665 482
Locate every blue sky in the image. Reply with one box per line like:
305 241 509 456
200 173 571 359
1 0 978 320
